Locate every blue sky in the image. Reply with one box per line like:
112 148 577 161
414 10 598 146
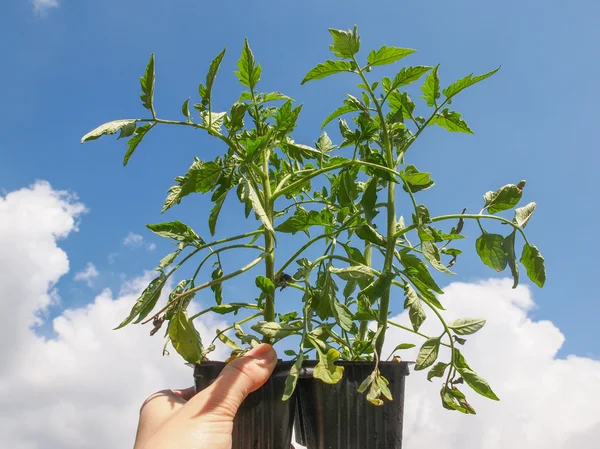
1 0 598 358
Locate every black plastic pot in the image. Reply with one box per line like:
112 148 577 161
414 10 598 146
194 361 296 449
294 361 410 449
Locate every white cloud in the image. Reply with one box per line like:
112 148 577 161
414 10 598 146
1 182 599 449
381 279 600 449
123 232 144 247
33 0 59 12
147 243 157 252
73 263 99 287
0 182 226 449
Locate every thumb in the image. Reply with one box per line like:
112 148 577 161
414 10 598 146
186 343 278 420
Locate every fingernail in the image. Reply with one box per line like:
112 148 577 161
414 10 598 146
245 343 277 365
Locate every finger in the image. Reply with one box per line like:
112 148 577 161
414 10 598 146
135 389 189 447
184 343 277 421
172 386 196 401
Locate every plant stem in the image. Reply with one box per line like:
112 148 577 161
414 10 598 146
354 57 396 357
189 303 261 321
145 254 266 323
211 312 263 347
387 320 451 348
393 213 530 243
359 217 373 341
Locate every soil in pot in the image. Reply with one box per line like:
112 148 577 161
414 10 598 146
295 360 410 449
194 360 297 449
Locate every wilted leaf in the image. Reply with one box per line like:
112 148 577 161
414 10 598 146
282 353 304 401
514 202 536 228
415 337 440 370
147 220 201 243
448 318 486 335
81 119 139 143
169 309 203 364
313 347 344 384
427 362 449 381
520 243 546 287
251 321 300 339
503 231 519 288
404 284 426 332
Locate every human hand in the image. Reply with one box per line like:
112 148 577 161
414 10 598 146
134 343 278 449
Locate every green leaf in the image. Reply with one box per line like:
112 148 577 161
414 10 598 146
427 362 449 381
357 270 395 305
458 368 500 401
162 159 222 212
400 164 434 193
389 91 415 120
476 233 507 271
239 178 275 236
313 347 344 384
328 26 360 58
367 46 415 67
199 48 226 108
503 231 519 288
514 202 536 228
156 249 181 271
448 318 486 335
484 182 524 214
169 309 203 364
235 38 262 89
251 321 300 339
275 208 331 235
275 101 303 134
420 65 440 107
356 223 387 247
301 60 354 84
393 343 416 351
321 104 360 129
115 273 166 329
386 66 432 92
261 91 293 103
209 189 227 236
361 177 379 221
520 244 546 287
140 54 155 113
282 353 304 401
421 239 455 275
123 123 154 166
217 331 240 350
331 299 356 333
342 243 367 266
147 220 201 243
329 265 374 282
255 276 275 295
430 109 473 134
181 98 190 121
403 284 426 332
415 337 440 370
399 251 444 294
443 67 500 99
210 263 224 305
81 119 139 143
